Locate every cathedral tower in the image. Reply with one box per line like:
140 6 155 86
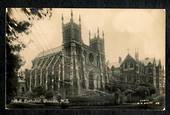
62 10 82 45
89 28 105 54
89 28 106 89
61 11 83 96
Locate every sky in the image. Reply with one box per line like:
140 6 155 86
10 8 165 70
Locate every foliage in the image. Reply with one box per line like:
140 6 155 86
137 83 156 96
26 87 56 99
45 90 54 99
105 82 128 93
134 85 150 99
6 8 52 103
21 8 52 20
31 86 46 98
24 91 34 98
148 84 156 95
69 95 115 106
123 89 134 96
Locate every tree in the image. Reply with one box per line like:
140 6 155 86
138 83 156 96
134 85 150 99
45 90 54 99
6 8 52 103
24 90 34 98
32 86 45 98
147 83 156 96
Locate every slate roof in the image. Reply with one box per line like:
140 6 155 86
37 46 62 58
141 57 159 66
111 54 161 68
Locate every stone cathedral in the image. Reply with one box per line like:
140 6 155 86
25 11 109 97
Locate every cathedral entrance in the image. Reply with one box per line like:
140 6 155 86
89 71 94 90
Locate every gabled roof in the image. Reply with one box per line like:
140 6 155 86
141 57 159 66
32 52 61 69
37 46 62 58
120 54 137 67
111 53 162 69
111 62 121 68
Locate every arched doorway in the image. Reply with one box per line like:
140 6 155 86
96 76 100 89
89 71 94 90
21 87 25 94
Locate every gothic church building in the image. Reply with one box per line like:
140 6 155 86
25 11 109 97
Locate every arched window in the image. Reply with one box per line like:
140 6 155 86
97 56 99 67
130 62 134 68
96 76 100 89
89 53 94 63
82 78 86 89
83 50 87 63
136 66 139 71
124 63 128 69
37 75 40 86
89 71 94 90
21 87 25 93
148 68 152 74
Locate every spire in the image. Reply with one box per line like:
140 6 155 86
89 30 91 39
102 30 105 47
153 57 156 66
61 13 64 25
79 14 81 29
102 30 104 40
153 57 156 63
79 15 81 25
97 27 99 38
135 48 139 61
158 59 161 67
70 10 73 22
71 10 73 17
118 57 122 64
79 15 82 40
89 30 91 44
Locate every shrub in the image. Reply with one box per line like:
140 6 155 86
45 90 54 99
69 95 115 106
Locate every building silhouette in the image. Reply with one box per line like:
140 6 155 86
25 11 109 97
111 52 165 94
19 11 165 99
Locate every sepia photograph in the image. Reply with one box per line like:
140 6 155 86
5 8 165 110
